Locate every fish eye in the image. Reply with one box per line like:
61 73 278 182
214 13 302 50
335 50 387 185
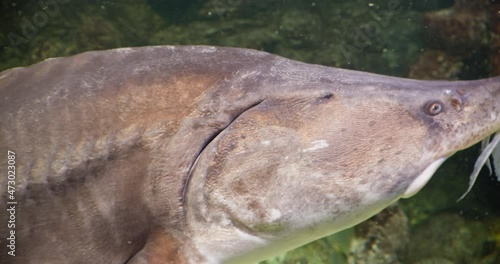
424 100 443 116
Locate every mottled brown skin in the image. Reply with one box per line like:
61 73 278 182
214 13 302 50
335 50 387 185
0 46 499 264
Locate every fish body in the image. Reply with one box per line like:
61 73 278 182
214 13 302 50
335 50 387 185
0 46 499 263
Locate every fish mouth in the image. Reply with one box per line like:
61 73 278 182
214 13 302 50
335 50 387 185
457 131 500 201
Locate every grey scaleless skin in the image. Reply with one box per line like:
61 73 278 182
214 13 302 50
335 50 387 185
0 46 498 264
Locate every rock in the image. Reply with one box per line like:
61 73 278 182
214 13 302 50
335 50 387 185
407 213 488 264
413 257 454 264
348 205 409 264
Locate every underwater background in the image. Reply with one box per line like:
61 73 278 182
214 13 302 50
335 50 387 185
1 0 499 263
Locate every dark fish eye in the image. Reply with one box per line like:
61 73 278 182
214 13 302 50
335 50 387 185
424 100 443 116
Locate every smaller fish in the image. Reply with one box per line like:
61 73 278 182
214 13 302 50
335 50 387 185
458 132 500 201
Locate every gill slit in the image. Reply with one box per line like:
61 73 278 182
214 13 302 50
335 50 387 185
180 99 265 206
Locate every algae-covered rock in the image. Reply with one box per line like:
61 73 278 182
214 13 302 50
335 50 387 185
348 205 409 264
408 213 489 264
412 257 455 264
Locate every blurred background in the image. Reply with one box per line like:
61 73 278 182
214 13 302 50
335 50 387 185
1 0 499 263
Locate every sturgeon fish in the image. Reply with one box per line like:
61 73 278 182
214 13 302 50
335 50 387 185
0 46 499 264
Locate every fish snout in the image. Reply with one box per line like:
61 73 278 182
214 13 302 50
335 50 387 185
463 77 500 143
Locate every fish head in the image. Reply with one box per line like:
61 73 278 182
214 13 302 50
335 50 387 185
184 68 500 263
400 77 500 199
411 77 500 157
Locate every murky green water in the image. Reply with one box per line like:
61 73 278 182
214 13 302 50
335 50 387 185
1 0 499 263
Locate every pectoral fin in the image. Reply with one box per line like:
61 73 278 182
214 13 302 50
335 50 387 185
126 231 185 264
